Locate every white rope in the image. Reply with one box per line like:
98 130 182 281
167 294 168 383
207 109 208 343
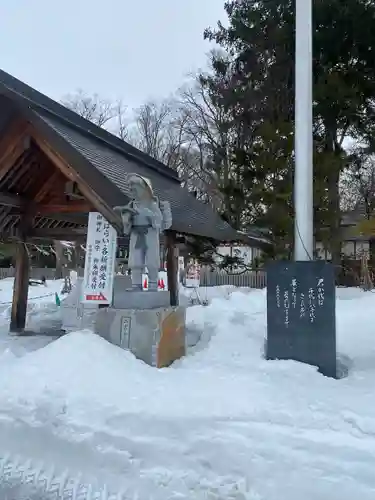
0 292 56 306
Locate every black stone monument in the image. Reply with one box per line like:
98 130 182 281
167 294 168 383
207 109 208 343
266 260 337 378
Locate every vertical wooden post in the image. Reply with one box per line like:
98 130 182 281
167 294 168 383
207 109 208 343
165 231 179 307
10 212 32 333
10 240 30 332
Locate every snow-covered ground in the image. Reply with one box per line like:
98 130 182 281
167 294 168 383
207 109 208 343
0 278 63 359
0 281 374 499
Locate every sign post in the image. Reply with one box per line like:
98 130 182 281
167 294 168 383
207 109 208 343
82 212 117 305
265 0 338 378
294 0 313 260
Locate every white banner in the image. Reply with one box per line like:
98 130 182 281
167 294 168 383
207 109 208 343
82 212 117 304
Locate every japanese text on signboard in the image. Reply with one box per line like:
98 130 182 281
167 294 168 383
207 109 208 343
275 276 325 327
82 212 117 304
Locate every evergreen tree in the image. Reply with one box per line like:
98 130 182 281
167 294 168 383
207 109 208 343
204 0 375 261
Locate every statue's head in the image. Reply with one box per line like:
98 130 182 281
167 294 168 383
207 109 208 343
127 174 155 202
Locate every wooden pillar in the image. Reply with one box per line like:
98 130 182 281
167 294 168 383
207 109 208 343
10 240 30 332
10 212 32 333
165 231 179 307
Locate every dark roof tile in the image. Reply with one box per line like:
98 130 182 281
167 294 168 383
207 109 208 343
35 110 248 241
0 69 179 181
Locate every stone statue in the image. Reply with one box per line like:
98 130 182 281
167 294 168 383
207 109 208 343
114 174 172 291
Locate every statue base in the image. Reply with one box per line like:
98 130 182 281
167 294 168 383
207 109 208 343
113 274 132 294
94 300 186 368
112 289 170 309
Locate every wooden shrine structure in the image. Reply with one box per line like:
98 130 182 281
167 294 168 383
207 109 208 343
0 69 268 332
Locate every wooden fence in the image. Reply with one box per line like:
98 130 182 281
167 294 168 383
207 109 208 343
0 268 58 280
200 269 266 288
0 267 267 289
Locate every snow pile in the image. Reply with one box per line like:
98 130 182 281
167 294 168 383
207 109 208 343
1 330 151 402
0 287 374 421
0 285 375 498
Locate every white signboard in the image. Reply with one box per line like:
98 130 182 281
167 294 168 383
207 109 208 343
82 212 117 304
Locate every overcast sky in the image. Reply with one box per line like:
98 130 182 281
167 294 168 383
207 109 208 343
0 0 226 109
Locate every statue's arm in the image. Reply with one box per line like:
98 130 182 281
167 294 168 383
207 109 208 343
113 203 137 235
159 200 172 231
113 201 137 214
150 204 163 230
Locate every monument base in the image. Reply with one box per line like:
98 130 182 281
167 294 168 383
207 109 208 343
94 304 186 367
112 289 170 309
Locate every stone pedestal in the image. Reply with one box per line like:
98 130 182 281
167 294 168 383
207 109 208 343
113 289 170 309
94 291 186 367
113 274 132 297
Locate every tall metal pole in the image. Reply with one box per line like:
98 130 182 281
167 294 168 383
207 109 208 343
294 0 314 261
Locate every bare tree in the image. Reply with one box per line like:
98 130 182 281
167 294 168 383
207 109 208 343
63 91 184 168
61 90 130 139
128 99 185 170
133 100 170 158
61 83 231 209
59 91 129 263
341 146 375 215
175 66 235 210
340 145 375 259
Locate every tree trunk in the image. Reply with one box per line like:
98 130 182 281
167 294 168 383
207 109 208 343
328 168 342 270
369 239 375 266
325 123 342 281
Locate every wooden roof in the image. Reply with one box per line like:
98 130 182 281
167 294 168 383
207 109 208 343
0 69 269 247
